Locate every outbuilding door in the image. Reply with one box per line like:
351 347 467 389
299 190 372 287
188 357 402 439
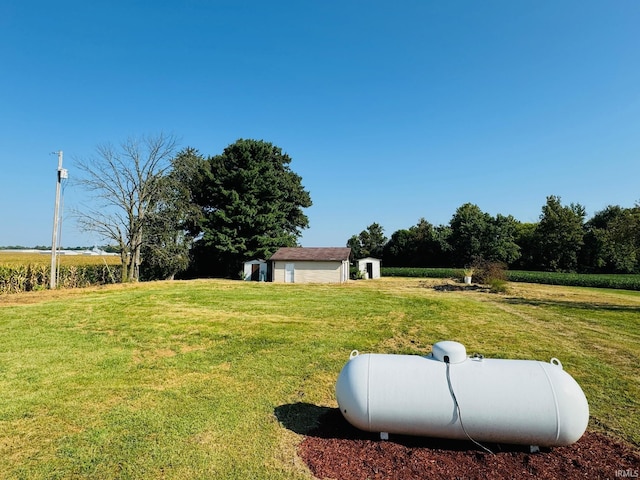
285 263 295 283
366 262 374 279
251 264 260 281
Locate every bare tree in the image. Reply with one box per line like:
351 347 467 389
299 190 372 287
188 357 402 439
74 133 179 281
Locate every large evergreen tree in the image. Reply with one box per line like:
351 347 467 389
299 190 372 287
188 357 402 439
186 139 312 277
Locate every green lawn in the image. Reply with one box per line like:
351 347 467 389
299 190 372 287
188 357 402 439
0 278 638 479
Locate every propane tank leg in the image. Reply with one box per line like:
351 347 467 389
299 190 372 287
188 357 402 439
380 432 389 441
530 445 540 453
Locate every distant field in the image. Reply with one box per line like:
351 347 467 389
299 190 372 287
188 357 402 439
382 267 640 291
0 251 121 266
0 278 637 478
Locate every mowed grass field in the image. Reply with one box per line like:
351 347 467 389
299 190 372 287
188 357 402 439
0 278 638 479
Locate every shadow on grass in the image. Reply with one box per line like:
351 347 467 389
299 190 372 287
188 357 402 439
274 403 336 437
274 403 536 453
505 297 640 313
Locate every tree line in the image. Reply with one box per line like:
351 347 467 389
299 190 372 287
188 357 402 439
75 134 638 281
348 197 640 274
75 135 311 281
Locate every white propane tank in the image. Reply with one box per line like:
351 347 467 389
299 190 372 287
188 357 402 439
335 341 589 447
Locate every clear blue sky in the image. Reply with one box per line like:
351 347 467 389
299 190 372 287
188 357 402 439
1 1 639 248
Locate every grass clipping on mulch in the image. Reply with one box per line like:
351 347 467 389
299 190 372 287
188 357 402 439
297 408 640 480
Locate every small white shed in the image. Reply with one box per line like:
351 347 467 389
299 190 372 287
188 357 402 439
242 259 268 281
356 257 381 279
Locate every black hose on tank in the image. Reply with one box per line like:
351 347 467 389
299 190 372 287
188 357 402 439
444 357 494 455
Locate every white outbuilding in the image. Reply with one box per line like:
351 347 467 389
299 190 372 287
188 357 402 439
356 257 381 279
242 259 268 281
269 247 351 283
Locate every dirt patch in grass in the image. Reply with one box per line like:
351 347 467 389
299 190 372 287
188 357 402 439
297 408 640 480
431 282 488 292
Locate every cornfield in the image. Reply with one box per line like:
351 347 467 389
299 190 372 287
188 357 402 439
0 253 122 294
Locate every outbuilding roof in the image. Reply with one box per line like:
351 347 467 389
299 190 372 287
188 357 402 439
269 247 351 262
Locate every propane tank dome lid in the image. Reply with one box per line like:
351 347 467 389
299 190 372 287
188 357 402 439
432 341 467 364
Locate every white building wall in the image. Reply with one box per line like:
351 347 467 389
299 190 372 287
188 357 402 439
243 260 267 281
272 261 348 283
357 257 381 279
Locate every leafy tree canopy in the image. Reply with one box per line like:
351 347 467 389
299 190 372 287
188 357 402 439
345 196 638 274
448 203 492 265
140 148 205 280
582 204 640 273
448 204 520 266
382 219 451 267
535 195 586 272
347 223 387 260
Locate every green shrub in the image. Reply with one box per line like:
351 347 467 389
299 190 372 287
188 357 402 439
469 258 507 285
489 278 509 293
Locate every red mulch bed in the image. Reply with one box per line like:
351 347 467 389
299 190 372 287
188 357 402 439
296 407 640 480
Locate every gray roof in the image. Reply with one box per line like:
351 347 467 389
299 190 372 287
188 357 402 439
269 247 351 262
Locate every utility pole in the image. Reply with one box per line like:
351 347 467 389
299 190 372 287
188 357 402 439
50 151 67 289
